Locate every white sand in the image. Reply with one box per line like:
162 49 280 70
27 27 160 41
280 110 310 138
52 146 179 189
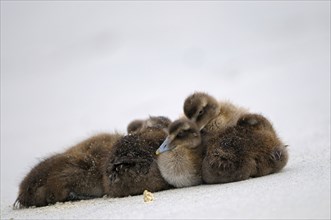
1 1 330 219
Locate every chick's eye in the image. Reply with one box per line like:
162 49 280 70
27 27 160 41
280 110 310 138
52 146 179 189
198 109 204 116
177 131 186 138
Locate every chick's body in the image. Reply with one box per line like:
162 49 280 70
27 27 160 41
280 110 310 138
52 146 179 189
183 92 288 184
102 116 172 197
203 101 248 133
156 119 205 188
202 114 288 183
157 145 204 187
15 133 122 208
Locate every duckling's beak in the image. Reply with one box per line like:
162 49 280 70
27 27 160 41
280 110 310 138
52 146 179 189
156 137 171 155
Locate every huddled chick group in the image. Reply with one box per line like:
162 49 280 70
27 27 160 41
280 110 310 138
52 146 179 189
14 92 288 208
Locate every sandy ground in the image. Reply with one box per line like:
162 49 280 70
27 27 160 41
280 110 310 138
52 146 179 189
1 1 330 219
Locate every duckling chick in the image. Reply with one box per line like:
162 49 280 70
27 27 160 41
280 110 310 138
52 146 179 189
156 118 204 188
201 113 288 184
127 119 144 133
102 116 173 198
127 116 171 134
183 92 248 132
14 133 122 208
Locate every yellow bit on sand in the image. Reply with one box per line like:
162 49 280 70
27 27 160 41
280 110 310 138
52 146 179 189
143 190 154 203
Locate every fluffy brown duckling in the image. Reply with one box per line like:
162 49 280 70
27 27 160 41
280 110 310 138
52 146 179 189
102 116 173 198
14 133 122 208
201 113 288 184
127 116 171 134
156 118 205 188
183 92 248 132
183 92 288 182
127 119 144 133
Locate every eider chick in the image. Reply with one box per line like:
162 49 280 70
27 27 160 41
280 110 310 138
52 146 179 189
102 116 173 197
127 119 144 133
127 116 171 134
14 133 122 208
201 113 289 184
156 118 205 188
183 92 248 132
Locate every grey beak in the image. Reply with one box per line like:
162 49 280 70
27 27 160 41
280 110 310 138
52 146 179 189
156 137 171 155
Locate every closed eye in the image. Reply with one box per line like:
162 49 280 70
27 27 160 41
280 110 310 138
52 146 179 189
177 130 187 138
177 128 196 139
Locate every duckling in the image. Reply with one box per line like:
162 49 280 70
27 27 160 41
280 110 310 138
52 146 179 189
201 113 288 184
14 133 122 208
127 116 171 134
183 92 248 132
127 119 144 133
102 116 173 198
156 118 205 188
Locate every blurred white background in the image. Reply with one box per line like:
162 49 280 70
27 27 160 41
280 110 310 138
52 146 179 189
1 1 330 218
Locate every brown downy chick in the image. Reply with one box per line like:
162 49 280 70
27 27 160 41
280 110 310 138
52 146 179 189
127 120 144 133
14 133 122 209
102 116 173 198
156 118 205 188
127 116 171 134
202 113 288 184
183 92 248 132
